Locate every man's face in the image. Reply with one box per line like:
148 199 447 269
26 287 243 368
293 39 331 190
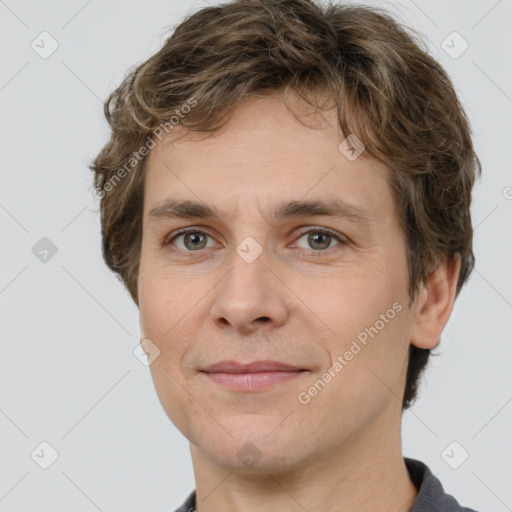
138 93 417 472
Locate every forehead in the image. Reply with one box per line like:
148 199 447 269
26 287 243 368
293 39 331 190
143 94 394 227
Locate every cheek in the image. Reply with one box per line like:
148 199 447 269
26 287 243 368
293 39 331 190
138 266 192 362
297 260 411 393
138 270 203 438
298 263 402 341
298 308 410 437
148 357 207 446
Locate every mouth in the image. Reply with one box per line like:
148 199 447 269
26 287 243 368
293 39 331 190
200 360 308 392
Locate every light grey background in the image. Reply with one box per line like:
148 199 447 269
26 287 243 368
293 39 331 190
0 0 511 510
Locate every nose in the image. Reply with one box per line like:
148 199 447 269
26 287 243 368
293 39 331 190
210 246 289 334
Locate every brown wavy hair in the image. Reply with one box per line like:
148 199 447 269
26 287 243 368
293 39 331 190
89 0 481 410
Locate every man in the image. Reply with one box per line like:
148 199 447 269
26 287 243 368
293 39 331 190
90 0 481 510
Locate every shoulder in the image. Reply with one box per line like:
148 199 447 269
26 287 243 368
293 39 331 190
405 457 480 512
172 489 196 512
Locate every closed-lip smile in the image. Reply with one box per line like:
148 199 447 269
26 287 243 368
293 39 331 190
202 360 305 373
201 360 308 391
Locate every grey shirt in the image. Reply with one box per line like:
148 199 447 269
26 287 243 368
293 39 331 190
172 457 479 512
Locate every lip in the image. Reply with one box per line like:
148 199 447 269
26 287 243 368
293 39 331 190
202 360 304 373
201 360 307 392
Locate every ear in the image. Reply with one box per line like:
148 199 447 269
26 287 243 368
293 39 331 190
410 253 462 349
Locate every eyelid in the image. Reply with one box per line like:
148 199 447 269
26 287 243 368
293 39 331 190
293 226 348 245
163 226 217 247
163 225 349 251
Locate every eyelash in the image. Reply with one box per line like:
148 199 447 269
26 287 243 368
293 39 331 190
163 226 348 254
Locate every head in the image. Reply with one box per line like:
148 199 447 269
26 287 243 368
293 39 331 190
90 0 480 472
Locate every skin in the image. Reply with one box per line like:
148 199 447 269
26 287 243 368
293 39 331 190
137 90 461 512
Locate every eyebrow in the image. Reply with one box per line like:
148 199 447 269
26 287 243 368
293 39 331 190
148 198 373 227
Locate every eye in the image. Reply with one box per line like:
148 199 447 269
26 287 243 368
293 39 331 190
294 228 347 251
165 229 215 251
163 227 348 253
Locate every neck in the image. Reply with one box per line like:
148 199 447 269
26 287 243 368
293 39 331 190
189 406 418 512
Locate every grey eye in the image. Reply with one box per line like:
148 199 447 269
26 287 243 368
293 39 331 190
174 231 213 251
296 231 341 251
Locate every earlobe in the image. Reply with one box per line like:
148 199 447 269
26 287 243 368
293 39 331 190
410 254 462 350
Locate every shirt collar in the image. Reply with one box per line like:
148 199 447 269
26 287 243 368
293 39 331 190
405 457 477 511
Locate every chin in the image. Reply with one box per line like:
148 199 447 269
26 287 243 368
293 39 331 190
191 423 313 474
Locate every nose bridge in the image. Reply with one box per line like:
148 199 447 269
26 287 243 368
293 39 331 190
210 236 288 331
223 239 271 308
